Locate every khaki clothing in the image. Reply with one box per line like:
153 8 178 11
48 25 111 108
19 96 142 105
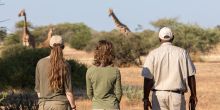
152 91 186 110
38 101 71 110
35 57 73 108
142 42 196 110
86 66 122 109
142 42 196 92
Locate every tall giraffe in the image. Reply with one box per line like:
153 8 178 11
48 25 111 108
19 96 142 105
41 27 53 47
108 8 131 36
18 9 35 48
108 8 142 65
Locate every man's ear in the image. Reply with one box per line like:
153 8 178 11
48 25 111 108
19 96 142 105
170 35 174 42
61 45 65 49
159 38 162 42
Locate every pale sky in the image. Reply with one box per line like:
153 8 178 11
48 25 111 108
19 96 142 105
1 0 220 32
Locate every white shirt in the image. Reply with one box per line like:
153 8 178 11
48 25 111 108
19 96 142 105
142 42 196 92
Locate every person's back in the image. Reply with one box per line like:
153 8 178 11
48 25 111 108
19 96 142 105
148 42 189 92
86 40 122 110
35 35 76 110
87 66 121 109
36 57 71 101
142 27 197 110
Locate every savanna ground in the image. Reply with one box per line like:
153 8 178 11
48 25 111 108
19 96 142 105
63 45 220 110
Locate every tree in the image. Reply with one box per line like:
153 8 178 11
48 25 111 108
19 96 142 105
151 18 220 53
15 20 33 30
0 27 6 44
68 23 92 50
31 23 92 49
3 34 20 46
86 30 145 66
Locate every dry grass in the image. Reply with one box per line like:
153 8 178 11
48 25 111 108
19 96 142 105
73 63 220 110
63 46 94 65
62 46 220 110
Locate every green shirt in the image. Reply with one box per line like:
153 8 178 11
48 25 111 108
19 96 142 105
86 65 122 109
35 57 72 102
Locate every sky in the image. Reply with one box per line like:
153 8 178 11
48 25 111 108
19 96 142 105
0 0 220 32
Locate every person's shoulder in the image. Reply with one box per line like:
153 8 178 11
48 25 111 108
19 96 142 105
87 65 96 73
88 65 96 69
148 47 160 56
37 56 50 65
172 45 186 53
109 66 120 74
105 65 118 69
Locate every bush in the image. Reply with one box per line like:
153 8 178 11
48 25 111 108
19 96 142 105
123 85 143 102
0 91 38 110
136 30 159 54
31 23 92 49
68 23 92 50
0 44 87 90
67 60 87 89
151 18 220 53
85 31 144 66
3 34 20 46
0 45 50 89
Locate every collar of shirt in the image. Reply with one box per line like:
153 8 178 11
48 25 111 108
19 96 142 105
161 42 172 46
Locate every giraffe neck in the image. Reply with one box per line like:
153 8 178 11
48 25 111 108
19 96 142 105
23 15 28 33
110 12 122 27
48 30 52 39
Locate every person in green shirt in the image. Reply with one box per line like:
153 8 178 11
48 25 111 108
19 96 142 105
35 35 76 110
86 40 122 110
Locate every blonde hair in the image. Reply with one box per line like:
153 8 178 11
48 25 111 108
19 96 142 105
49 43 68 91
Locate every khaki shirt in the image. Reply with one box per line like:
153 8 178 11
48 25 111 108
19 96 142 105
142 42 196 92
35 57 72 102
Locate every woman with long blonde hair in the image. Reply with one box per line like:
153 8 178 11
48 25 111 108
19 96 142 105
86 40 122 110
35 35 76 110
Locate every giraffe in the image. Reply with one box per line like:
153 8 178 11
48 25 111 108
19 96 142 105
108 8 143 65
18 9 35 48
108 8 131 36
41 27 53 47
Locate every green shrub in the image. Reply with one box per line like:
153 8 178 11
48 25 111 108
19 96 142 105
0 44 87 90
136 30 160 54
0 91 38 110
31 23 92 49
151 18 220 53
69 23 92 50
0 45 50 89
85 31 144 66
3 34 20 46
67 60 87 89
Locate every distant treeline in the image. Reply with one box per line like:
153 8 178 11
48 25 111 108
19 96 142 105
1 18 220 65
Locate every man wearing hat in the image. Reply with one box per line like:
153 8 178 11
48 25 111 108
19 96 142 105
141 27 198 110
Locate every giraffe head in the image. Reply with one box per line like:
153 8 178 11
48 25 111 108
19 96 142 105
108 8 114 16
18 9 26 17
